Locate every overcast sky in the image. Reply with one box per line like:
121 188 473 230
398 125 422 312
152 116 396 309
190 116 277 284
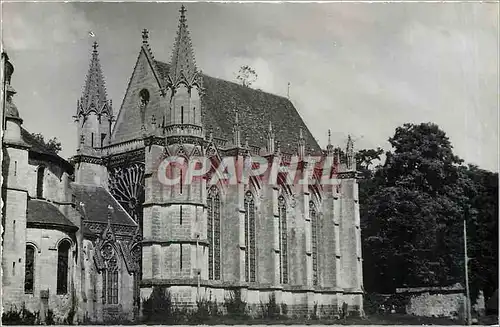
3 2 499 171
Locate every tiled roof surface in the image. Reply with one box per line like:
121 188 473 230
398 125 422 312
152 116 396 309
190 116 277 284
27 199 78 231
20 128 74 173
111 58 320 154
155 61 321 154
21 127 56 156
72 183 137 227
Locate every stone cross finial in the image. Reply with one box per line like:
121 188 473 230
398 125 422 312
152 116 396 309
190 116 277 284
179 5 187 23
142 29 149 43
92 41 98 53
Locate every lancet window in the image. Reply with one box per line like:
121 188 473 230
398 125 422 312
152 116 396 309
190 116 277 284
207 186 221 280
36 166 45 198
101 243 119 304
57 240 70 294
310 201 319 286
25 245 35 294
278 195 288 284
244 191 256 282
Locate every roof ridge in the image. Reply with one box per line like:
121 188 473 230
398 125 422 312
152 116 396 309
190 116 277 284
154 59 291 101
105 187 138 226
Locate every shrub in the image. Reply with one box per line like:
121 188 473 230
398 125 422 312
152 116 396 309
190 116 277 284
46 309 55 325
142 287 173 323
224 288 247 319
2 304 39 325
191 296 211 323
260 293 280 319
281 303 288 316
311 302 319 320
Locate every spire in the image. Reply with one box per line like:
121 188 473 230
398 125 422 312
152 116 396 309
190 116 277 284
346 134 355 170
267 121 275 153
232 110 241 147
326 129 334 156
169 5 199 86
298 128 306 159
78 41 112 117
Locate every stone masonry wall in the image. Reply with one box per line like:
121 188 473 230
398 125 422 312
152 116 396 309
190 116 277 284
405 291 465 318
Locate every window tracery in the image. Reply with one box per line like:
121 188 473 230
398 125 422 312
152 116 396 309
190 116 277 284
309 201 319 286
278 195 288 284
108 163 145 225
244 191 256 282
207 186 221 280
101 243 119 304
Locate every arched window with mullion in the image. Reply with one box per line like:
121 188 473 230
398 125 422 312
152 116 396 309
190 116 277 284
244 191 256 282
309 200 319 286
278 195 288 284
207 186 221 280
101 243 119 305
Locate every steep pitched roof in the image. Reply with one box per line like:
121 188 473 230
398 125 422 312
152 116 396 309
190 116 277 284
112 59 321 154
72 183 137 227
21 127 74 173
158 61 320 154
27 199 78 232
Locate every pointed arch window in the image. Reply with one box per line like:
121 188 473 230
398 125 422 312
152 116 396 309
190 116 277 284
244 191 256 282
101 243 119 304
36 166 45 198
309 201 319 286
207 186 221 280
25 245 35 294
278 195 288 284
139 89 150 107
57 240 71 294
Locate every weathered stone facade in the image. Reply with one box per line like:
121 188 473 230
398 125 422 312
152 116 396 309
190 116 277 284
2 5 363 323
396 284 467 320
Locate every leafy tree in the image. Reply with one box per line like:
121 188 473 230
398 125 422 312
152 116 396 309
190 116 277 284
236 65 257 87
462 165 499 302
362 123 468 292
356 147 384 173
31 133 62 154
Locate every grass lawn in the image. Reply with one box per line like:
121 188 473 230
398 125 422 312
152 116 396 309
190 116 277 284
142 314 476 325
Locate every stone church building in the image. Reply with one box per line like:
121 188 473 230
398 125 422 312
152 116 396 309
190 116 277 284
1 6 363 323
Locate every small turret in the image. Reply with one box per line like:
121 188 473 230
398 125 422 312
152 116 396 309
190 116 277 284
297 128 306 159
346 134 355 171
326 129 334 157
267 121 275 154
232 110 241 147
165 5 203 139
2 52 28 146
74 41 113 152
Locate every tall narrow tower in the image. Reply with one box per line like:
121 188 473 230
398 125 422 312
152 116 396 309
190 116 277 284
141 5 207 302
73 41 113 186
1 52 31 306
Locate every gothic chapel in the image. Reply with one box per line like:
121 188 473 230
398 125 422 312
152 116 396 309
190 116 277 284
1 6 363 323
